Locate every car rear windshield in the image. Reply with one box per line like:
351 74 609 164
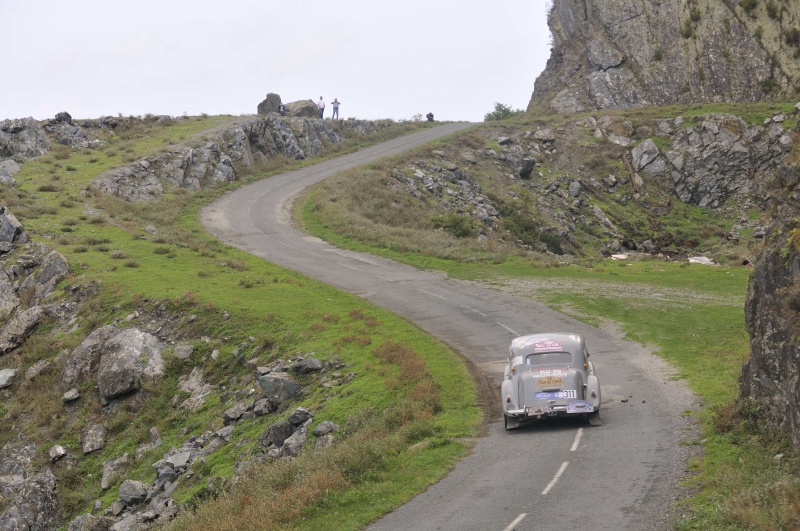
526 352 572 366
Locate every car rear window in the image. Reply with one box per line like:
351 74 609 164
526 352 572 366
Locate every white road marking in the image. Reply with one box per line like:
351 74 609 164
303 251 323 258
276 240 294 248
503 513 527 531
497 322 518 335
459 304 487 317
570 428 583 452
337 262 363 272
376 275 394 281
419 289 447 300
541 461 569 495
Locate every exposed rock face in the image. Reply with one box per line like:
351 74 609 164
630 114 792 208
742 160 800 449
0 439 62 530
0 118 51 161
531 0 796 112
284 99 319 118
88 115 360 201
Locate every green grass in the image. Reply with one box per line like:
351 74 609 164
0 116 481 528
295 101 800 529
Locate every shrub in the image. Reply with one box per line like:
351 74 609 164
484 102 524 122
680 19 693 38
431 213 478 238
689 7 701 22
766 1 779 19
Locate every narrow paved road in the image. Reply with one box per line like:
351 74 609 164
202 123 695 530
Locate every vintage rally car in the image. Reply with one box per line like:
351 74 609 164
502 332 601 430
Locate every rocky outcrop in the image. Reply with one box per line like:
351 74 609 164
0 439 62 530
741 159 800 449
531 0 797 112
0 118 51 161
630 113 792 208
88 115 352 201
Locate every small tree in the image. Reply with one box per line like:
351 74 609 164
484 102 523 122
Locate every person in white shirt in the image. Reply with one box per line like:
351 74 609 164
317 96 325 118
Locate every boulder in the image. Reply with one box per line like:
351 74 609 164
257 93 283 115
117 479 149 506
312 420 340 437
81 424 107 454
256 373 301 406
101 453 130 490
60 325 119 388
0 367 16 389
0 207 28 244
282 426 308 456
291 358 323 374
96 328 164 399
259 420 295 449
177 367 213 411
0 306 44 354
0 159 19 185
287 407 313 426
284 99 319 118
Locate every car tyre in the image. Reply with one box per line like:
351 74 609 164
587 410 602 426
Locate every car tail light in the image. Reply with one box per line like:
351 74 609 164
506 395 512 404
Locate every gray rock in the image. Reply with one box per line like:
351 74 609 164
173 344 193 360
67 513 116 531
282 426 307 456
0 367 16 389
222 401 249 423
101 453 130 490
287 407 313 426
568 181 581 197
63 388 81 402
165 451 193 470
0 305 44 354
81 424 107 454
312 420 340 437
257 93 283 115
24 359 51 380
96 328 163 400
61 325 119 388
256 373 301 405
291 358 323 374
0 117 51 161
0 159 19 185
49 445 67 463
117 479 149 505
284 99 319 118
0 467 62 530
177 367 213 411
0 207 28 244
259 420 295 449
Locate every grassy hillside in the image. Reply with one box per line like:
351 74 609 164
298 102 800 529
0 116 482 529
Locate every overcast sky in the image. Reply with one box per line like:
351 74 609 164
1 0 552 123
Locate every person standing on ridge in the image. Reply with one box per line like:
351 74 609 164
317 96 325 119
331 98 341 119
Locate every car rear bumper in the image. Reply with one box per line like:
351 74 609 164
506 400 595 418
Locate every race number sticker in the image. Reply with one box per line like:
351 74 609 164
533 340 563 352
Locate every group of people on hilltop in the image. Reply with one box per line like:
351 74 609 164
317 96 341 119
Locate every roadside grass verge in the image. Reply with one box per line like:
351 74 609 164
0 117 480 527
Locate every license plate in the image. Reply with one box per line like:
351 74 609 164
537 377 563 388
535 390 577 400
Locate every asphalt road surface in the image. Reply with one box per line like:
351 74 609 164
202 123 696 530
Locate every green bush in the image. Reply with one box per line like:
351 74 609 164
483 102 524 122
786 28 800 47
431 213 478 238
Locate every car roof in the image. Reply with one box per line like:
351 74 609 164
509 332 586 358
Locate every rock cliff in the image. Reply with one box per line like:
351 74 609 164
531 0 800 113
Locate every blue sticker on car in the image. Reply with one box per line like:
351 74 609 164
566 400 594 413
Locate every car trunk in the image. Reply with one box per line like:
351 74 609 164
517 367 582 410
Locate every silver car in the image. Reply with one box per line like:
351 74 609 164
502 332 601 430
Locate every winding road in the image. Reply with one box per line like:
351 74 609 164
201 123 695 530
